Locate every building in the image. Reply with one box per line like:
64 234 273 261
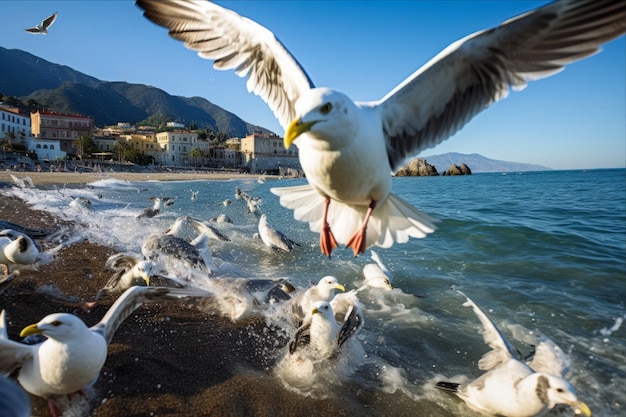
240 133 300 173
0 105 31 142
30 110 94 155
155 130 198 166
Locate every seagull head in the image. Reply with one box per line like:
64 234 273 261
285 88 359 149
20 313 89 342
316 275 345 298
311 301 334 320
539 374 591 417
132 260 152 286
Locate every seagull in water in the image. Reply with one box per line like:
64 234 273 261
136 0 625 257
435 292 591 417
24 12 57 34
258 213 299 253
95 253 153 300
0 286 212 417
290 276 345 326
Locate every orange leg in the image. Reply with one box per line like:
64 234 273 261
346 200 377 257
48 399 62 417
320 197 338 257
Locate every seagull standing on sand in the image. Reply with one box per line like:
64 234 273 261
0 286 212 417
137 0 625 257
435 292 591 417
0 229 40 274
24 12 57 34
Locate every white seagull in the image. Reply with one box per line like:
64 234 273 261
435 292 591 417
0 229 40 275
362 250 393 290
95 253 153 300
288 300 363 360
0 286 212 417
136 0 625 257
258 213 299 252
24 12 57 35
290 276 345 326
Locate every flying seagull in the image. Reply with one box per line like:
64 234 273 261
136 0 625 257
435 292 591 417
24 12 57 35
0 286 212 417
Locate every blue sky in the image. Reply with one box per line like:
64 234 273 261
2 1 624 170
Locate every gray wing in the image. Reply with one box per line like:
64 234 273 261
289 317 312 354
459 291 518 371
0 220 55 238
105 253 139 271
136 0 315 130
190 219 230 242
377 0 626 172
337 304 363 349
42 12 57 29
527 334 571 377
91 286 212 344
0 311 35 375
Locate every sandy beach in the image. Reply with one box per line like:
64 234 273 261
0 171 266 186
0 178 395 417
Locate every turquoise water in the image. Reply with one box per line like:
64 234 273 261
5 169 625 416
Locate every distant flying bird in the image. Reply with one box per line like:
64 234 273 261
24 12 57 35
137 0 625 257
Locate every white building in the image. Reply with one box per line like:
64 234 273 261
156 131 198 166
0 105 66 160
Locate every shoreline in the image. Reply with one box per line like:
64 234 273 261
0 171 273 186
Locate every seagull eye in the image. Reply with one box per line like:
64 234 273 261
556 388 564 393
320 103 332 114
51 320 62 326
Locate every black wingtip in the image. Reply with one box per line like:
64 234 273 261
435 381 460 392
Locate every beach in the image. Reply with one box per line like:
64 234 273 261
0 175 377 417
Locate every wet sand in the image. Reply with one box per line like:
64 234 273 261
0 194 403 417
0 171 266 186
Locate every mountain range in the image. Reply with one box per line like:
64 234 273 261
0 46 270 137
1 46 551 172
422 152 551 173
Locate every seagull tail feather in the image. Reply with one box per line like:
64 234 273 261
272 185 437 250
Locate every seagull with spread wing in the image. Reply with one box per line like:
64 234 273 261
435 292 590 417
136 0 625 257
24 12 57 35
0 286 212 417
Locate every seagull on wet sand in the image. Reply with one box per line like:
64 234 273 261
136 0 625 257
0 229 40 275
435 292 591 417
95 253 153 300
24 12 57 35
0 286 212 417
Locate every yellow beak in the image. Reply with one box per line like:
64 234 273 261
20 323 43 338
312 307 319 315
335 284 345 292
284 119 318 148
573 401 591 417
142 275 150 287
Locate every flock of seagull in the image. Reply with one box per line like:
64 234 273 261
1 180 591 417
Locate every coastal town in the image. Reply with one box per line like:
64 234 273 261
0 102 303 176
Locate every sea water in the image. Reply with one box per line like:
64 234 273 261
4 169 625 416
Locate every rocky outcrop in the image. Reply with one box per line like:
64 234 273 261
443 163 472 176
395 158 439 177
